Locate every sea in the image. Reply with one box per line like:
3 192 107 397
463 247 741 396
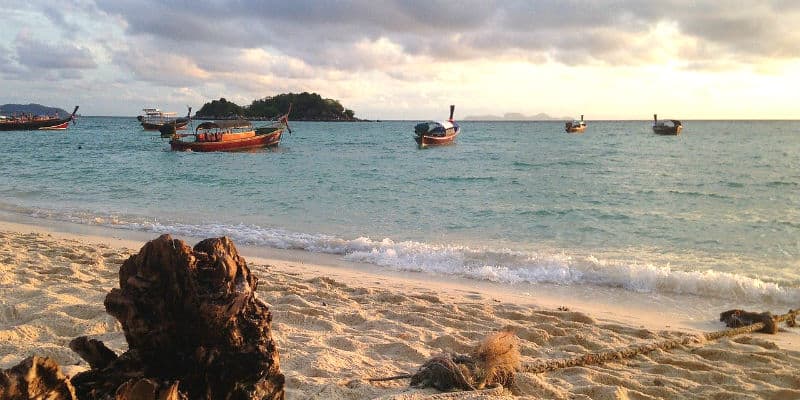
1 117 798 311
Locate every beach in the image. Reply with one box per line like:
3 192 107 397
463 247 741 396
2 219 799 399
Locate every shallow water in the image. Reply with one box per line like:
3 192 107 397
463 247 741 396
0 117 798 306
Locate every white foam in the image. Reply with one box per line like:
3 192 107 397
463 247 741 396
14 206 800 307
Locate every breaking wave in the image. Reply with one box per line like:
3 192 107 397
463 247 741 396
12 205 800 307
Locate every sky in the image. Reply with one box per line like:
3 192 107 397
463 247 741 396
1 0 799 120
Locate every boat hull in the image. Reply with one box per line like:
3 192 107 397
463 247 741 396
653 125 682 135
142 119 189 131
39 121 70 130
565 121 586 133
566 126 586 133
0 117 73 131
170 129 283 152
414 128 459 148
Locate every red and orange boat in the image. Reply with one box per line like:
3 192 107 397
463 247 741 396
414 105 459 148
168 113 290 152
0 106 78 131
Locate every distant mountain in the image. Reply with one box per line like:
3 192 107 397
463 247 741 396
0 103 70 117
464 112 573 121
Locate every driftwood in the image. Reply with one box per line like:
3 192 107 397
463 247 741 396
0 356 77 400
71 234 285 399
1 234 285 400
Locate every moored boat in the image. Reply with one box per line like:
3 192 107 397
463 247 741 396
140 107 191 130
652 114 682 135
168 111 290 152
414 105 459 148
565 115 586 133
0 106 79 131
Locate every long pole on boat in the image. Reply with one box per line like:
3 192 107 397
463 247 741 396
70 106 79 125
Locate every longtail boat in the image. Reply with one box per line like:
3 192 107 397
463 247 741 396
414 105 459 148
565 115 586 133
168 111 290 152
139 107 191 130
0 106 79 131
652 114 682 135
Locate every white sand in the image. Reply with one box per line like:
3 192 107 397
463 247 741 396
1 220 799 399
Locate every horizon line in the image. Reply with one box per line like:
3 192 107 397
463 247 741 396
77 115 800 122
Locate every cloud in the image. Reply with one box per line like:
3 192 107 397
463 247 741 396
111 43 209 87
87 0 800 79
2 1 799 118
15 36 97 70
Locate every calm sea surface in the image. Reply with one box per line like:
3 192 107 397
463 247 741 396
1 118 798 306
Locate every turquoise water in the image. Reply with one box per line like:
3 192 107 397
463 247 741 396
1 117 798 305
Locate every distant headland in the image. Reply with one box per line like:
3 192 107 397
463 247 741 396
463 112 573 121
195 92 361 121
0 103 70 117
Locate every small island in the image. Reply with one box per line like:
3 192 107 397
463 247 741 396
0 103 71 118
195 92 360 121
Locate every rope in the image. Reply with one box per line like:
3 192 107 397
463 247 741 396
419 384 505 399
366 309 798 392
368 374 413 382
523 309 798 374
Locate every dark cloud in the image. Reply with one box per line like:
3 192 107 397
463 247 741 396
90 0 800 74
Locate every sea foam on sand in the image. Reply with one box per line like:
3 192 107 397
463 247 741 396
1 224 799 399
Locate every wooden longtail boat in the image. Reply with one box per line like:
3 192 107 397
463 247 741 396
0 106 79 131
414 105 459 148
652 114 682 135
565 115 586 133
168 112 290 152
140 107 191 130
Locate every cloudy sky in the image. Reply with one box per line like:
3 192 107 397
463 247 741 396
2 0 799 119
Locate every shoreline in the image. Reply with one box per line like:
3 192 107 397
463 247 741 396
0 214 798 353
1 217 799 397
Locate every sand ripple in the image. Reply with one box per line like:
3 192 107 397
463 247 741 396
1 231 799 399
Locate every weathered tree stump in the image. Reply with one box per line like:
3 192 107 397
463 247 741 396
68 234 284 399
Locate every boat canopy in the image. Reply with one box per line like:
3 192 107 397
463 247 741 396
655 119 681 127
195 120 252 132
414 120 458 136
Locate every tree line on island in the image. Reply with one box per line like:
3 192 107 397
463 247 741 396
195 92 358 121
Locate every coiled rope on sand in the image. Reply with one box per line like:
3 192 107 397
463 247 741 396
368 308 798 395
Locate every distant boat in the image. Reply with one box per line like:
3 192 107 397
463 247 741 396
565 115 586 133
0 106 79 131
414 105 460 148
168 110 290 152
652 114 682 135
139 107 191 131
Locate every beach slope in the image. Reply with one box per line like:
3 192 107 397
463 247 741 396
1 228 799 399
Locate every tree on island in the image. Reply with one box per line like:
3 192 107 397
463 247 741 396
0 103 70 117
195 92 357 121
194 98 246 119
